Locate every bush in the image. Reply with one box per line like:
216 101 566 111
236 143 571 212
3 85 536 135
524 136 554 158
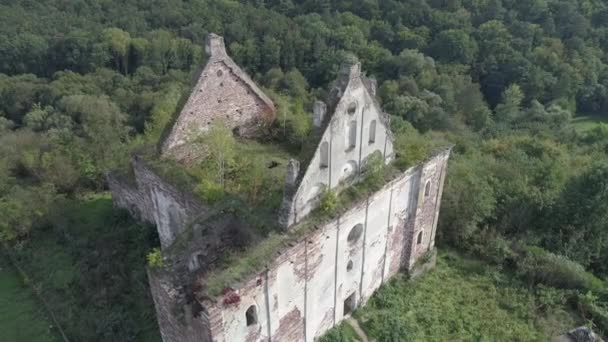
577 292 608 335
391 117 430 170
319 189 338 216
361 151 385 189
517 247 602 291
147 248 164 269
473 235 516 266
195 179 226 203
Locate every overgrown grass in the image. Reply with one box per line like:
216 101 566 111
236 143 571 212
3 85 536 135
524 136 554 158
8 194 161 341
0 255 60 342
321 251 585 341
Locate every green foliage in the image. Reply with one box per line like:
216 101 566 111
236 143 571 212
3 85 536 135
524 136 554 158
143 84 183 144
438 151 496 248
7 195 160 341
517 247 603 291
578 292 608 335
361 151 385 188
146 248 164 269
391 117 431 170
325 252 581 341
319 189 338 216
195 179 226 204
543 162 608 276
0 256 59 341
318 322 359 342
195 123 236 188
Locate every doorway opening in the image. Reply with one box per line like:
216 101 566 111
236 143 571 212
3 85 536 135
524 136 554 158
344 292 357 316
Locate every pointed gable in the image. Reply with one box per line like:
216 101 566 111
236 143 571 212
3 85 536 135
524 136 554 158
162 33 275 162
279 60 394 228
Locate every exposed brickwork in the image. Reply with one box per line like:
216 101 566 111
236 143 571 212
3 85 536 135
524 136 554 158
387 213 405 277
272 307 304 341
407 155 447 268
292 239 309 282
148 270 212 342
162 34 275 162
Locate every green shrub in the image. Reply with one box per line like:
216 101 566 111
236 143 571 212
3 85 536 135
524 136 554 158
319 189 338 216
517 247 601 291
577 292 608 335
474 235 516 266
361 151 385 189
318 322 360 342
391 117 430 170
147 248 164 269
195 179 226 203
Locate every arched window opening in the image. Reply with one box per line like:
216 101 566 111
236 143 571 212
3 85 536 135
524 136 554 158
217 69 223 77
369 120 376 144
417 231 423 245
424 180 431 197
320 142 329 169
348 120 357 150
347 102 357 115
246 305 257 326
347 224 363 244
346 260 354 272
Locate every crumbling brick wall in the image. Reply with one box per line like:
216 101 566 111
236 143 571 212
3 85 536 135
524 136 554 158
162 34 275 162
148 270 212 342
107 156 208 248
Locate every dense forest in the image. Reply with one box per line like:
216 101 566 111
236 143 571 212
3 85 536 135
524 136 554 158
1 0 608 340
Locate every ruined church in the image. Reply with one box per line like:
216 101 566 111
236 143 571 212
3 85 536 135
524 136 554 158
107 33 451 342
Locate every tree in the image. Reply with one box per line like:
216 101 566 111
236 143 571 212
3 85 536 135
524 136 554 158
428 29 478 65
545 162 608 276
197 123 236 188
102 28 131 74
495 84 524 123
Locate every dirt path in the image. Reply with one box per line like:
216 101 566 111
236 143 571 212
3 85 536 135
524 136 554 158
346 317 369 342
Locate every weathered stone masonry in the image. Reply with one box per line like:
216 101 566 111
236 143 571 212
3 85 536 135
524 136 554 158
107 156 207 249
162 33 276 163
107 33 451 342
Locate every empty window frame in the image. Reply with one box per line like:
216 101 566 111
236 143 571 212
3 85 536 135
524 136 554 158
369 120 376 144
348 120 357 150
347 224 364 244
320 141 329 168
417 231 423 245
246 305 257 326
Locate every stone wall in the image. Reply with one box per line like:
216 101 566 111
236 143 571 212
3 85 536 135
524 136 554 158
148 269 213 342
162 34 275 162
107 157 208 249
205 148 450 342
